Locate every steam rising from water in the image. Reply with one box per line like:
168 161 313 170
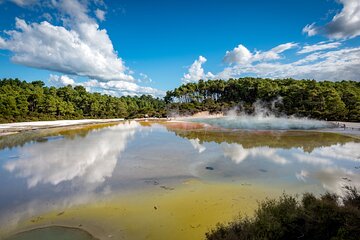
187 102 334 130
189 115 332 130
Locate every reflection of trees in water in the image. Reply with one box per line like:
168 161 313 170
168 128 359 152
0 122 120 150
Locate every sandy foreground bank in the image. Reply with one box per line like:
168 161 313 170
0 119 124 136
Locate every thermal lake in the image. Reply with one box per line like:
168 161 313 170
0 120 359 240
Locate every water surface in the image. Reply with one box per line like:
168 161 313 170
0 121 359 239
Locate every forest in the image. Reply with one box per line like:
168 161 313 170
0 77 359 122
165 78 360 121
0 78 165 122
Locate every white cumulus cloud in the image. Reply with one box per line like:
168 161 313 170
47 74 163 96
194 42 360 81
83 79 165 97
303 0 360 39
49 74 76 86
0 16 133 82
224 42 297 65
224 44 253 65
182 55 214 83
0 0 163 96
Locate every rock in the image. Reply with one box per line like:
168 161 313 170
57 211 65 216
160 185 174 190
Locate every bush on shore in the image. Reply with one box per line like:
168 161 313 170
206 187 360 240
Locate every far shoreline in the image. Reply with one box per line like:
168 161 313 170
0 117 359 138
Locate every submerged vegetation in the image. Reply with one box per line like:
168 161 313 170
206 187 360 240
1 77 360 122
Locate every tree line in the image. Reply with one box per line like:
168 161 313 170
0 78 165 122
165 78 360 121
0 77 359 122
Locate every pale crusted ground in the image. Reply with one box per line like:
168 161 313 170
322 121 360 137
0 119 124 136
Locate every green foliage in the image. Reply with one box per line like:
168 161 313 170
0 78 166 122
165 78 360 121
1 77 359 122
205 187 360 240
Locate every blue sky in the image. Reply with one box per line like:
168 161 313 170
0 0 359 96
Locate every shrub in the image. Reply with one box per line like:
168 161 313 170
205 187 360 240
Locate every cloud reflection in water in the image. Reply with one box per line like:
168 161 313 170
221 141 360 196
189 138 206 153
315 167 360 196
222 143 289 164
4 121 140 188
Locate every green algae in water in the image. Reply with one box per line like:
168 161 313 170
6 226 98 240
